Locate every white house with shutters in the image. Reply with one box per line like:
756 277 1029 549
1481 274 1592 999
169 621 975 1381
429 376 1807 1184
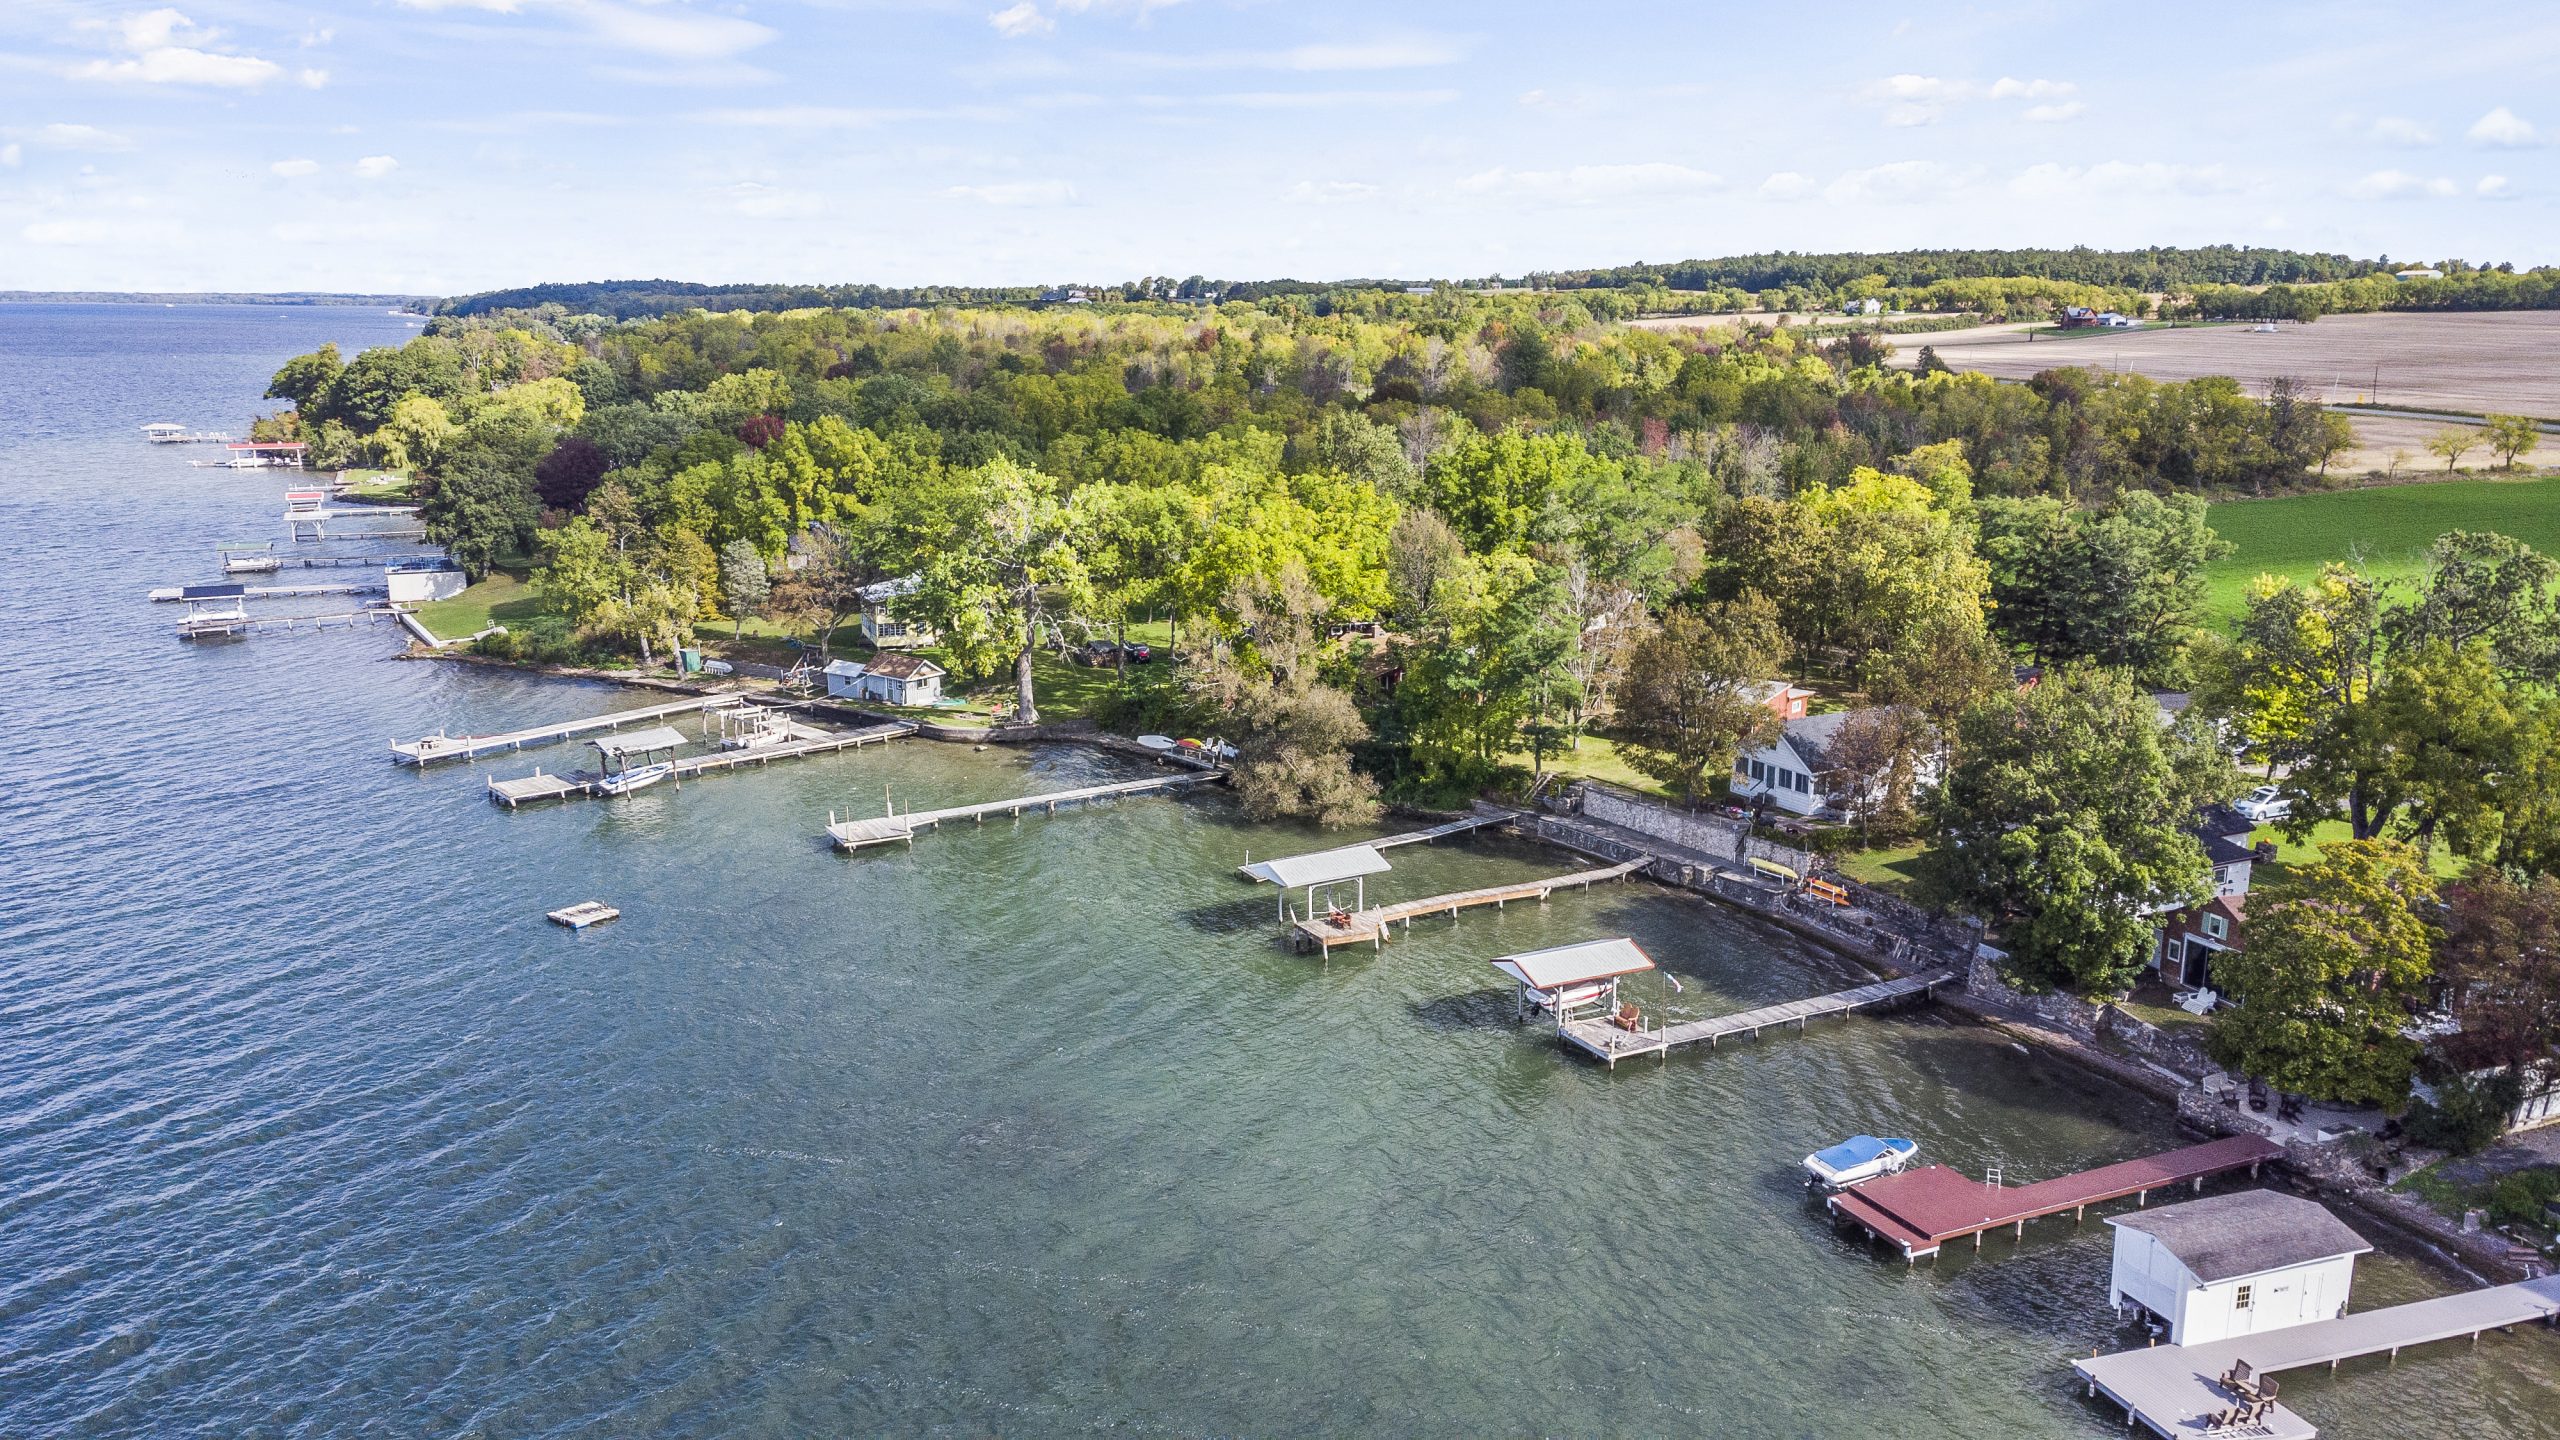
1731 707 1941 818
2106 1190 2370 1346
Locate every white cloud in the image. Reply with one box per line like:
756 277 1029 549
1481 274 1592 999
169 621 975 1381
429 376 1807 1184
392 0 526 10
0 145 18 168
2478 174 2513 198
2467 106 2539 146
1824 160 1974 204
2009 161 2238 199
1758 170 1816 201
113 8 212 50
2366 116 2435 145
69 7 289 88
2022 102 2084 124
578 1 773 60
270 157 320 177
298 67 329 89
2346 168 2457 200
1860 73 2075 126
1456 162 1720 202
34 123 135 152
74 46 282 87
941 180 1077 206
353 154 399 179
989 3 1052 38
1286 179 1381 204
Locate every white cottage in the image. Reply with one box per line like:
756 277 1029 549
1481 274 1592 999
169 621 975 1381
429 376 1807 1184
2107 1190 2370 1346
1731 707 1940 818
824 652 947 707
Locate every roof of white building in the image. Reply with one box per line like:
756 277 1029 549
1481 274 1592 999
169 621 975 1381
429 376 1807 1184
1239 844 1391 890
1489 937 1656 991
2109 1190 2370 1281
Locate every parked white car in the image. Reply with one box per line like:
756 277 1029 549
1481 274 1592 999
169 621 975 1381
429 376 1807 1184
2234 784 2291 824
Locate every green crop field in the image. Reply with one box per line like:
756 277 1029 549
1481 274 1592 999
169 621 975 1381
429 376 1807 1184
2202 474 2560 621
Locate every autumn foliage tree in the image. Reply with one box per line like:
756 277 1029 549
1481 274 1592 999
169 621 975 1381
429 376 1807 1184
2208 838 2439 1108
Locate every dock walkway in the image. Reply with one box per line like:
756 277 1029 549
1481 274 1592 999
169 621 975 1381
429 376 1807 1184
487 721 915 806
1291 856 1651 953
396 694 745 765
1828 1134 2285 1262
2076 1275 2560 1439
826 769 1224 850
1235 812 1515 882
1558 969 1953 1067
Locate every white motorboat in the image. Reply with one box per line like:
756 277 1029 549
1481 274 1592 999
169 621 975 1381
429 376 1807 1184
1802 1135 1918 1189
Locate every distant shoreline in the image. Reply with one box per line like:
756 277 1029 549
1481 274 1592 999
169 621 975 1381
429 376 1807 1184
0 292 436 310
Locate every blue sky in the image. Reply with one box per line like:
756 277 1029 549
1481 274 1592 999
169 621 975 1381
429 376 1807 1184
1 0 2554 294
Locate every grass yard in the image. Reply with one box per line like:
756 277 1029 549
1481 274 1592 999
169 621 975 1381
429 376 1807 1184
339 468 415 502
1834 840 1928 894
1499 733 1684 801
2202 473 2560 621
413 564 543 640
2249 818 2466 879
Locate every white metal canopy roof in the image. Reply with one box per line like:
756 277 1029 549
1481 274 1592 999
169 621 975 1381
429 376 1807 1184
1490 937 1657 991
1238 844 1393 890
592 726 689 758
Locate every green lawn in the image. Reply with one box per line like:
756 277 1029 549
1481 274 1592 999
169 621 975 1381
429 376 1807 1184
1502 733 1683 800
2203 473 2560 621
1834 840 1928 894
413 565 543 640
339 468 415 502
2250 818 2466 879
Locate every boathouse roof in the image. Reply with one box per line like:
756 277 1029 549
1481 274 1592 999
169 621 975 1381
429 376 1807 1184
591 726 689 758
1491 937 1656 991
1240 843 1391 890
2108 1189 2370 1282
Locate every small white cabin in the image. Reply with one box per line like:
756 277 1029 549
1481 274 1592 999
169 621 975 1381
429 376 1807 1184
2107 1190 2369 1346
825 653 946 707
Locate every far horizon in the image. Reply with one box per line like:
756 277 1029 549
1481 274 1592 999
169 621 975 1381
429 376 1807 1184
1 1 2555 293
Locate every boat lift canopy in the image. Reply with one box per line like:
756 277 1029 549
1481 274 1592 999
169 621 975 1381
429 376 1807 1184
1239 843 1392 920
591 726 689 760
1491 937 1657 992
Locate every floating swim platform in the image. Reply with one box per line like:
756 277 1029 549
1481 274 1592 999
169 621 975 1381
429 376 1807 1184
547 901 620 929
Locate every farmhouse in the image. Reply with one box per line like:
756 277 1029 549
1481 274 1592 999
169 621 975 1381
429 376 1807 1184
860 576 935 651
2107 1190 2369 1346
824 653 947 706
2151 804 2264 992
1731 707 1940 818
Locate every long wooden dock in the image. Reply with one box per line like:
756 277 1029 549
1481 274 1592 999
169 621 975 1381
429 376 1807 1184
1827 1134 2285 1262
1558 969 1953 1067
395 694 746 765
487 721 915 806
1290 856 1651 953
826 769 1225 850
2077 1275 2560 1439
1235 812 1514 883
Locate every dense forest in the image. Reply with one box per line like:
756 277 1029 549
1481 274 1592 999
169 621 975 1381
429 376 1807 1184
1537 244 2394 292
254 281 2560 1122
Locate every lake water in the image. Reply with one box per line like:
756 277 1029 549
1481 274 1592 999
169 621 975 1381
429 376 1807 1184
2 304 2552 1438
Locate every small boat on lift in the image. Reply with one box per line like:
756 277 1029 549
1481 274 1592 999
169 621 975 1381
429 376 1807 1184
589 726 686 796
1803 1135 1918 1189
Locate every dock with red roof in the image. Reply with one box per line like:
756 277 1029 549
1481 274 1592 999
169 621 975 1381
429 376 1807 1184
1826 1134 2284 1262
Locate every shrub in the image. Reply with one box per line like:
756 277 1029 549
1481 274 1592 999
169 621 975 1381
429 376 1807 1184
2404 1070 2526 1157
2485 1167 2560 1228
